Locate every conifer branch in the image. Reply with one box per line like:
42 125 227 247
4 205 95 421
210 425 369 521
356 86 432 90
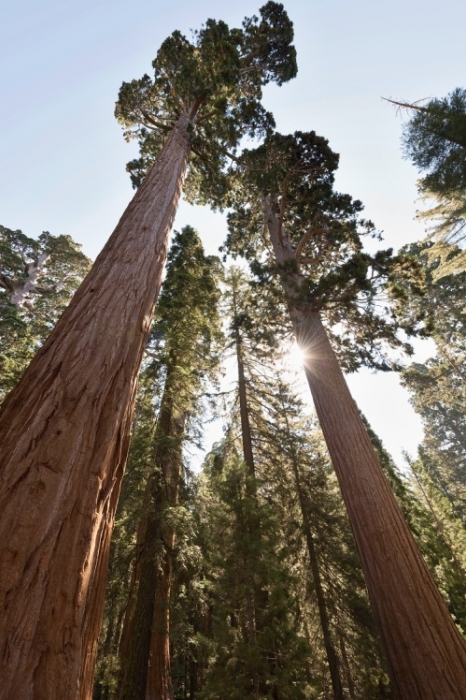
139 110 172 132
382 96 432 114
197 109 221 124
295 226 326 263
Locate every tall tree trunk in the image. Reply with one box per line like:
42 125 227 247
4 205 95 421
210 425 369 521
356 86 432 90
292 306 466 700
0 115 191 700
232 289 256 481
145 540 175 700
231 304 266 696
118 515 150 675
264 200 466 699
118 361 185 700
236 336 256 481
338 637 356 700
288 451 344 700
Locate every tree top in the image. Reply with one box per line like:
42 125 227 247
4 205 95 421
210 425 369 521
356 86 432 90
115 3 297 197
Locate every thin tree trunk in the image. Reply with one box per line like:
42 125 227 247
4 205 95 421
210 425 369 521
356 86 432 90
232 292 256 480
338 637 356 700
231 305 264 696
263 198 466 699
292 305 466 700
289 453 344 700
0 115 191 700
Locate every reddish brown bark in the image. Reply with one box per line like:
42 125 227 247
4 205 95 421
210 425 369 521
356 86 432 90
293 306 466 700
0 116 191 700
118 515 150 679
263 199 466 699
145 534 175 700
118 360 185 700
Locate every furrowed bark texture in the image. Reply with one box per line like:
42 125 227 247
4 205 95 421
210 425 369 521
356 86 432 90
292 307 466 700
119 361 185 700
263 201 466 698
0 116 191 700
145 536 175 700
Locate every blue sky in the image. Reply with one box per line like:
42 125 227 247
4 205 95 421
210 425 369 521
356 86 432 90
1 0 464 465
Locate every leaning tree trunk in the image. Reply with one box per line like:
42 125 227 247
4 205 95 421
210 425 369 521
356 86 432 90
291 305 466 700
263 201 466 699
0 115 191 700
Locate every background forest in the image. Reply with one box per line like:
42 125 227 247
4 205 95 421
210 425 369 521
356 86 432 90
1 2 466 700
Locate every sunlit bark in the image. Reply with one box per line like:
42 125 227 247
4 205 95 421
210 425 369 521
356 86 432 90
0 116 190 700
264 200 466 700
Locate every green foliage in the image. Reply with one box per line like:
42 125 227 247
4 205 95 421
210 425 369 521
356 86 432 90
115 3 297 200
0 225 90 400
193 271 393 698
401 89 466 276
406 456 466 636
223 130 424 371
94 227 222 699
154 225 222 378
197 449 315 700
402 89 466 198
258 385 394 699
398 242 466 521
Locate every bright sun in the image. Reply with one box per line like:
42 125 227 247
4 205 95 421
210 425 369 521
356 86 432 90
287 341 306 367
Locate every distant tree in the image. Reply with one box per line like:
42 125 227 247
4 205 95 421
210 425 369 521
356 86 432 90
222 130 466 699
93 227 220 700
0 7 296 699
0 225 90 399
388 89 466 276
266 383 394 700
184 269 315 699
398 243 466 521
116 227 221 700
203 270 392 699
198 446 314 700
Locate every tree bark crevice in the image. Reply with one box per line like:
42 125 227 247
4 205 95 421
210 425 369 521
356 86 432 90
0 115 191 700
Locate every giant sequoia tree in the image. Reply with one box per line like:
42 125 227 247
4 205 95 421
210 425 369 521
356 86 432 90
0 6 296 699
117 227 221 700
223 131 466 698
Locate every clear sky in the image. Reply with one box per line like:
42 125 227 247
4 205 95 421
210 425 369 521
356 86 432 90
1 0 464 466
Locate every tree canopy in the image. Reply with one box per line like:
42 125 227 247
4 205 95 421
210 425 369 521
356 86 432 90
115 2 297 201
393 89 466 276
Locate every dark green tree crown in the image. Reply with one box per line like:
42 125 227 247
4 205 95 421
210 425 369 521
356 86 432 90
223 131 425 371
115 2 297 199
147 225 223 389
402 88 466 197
394 241 466 340
0 225 90 399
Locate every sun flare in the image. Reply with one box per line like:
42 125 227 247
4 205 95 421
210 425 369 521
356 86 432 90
287 341 307 367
